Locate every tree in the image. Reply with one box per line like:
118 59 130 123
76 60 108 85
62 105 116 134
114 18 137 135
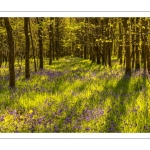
55 18 60 60
37 17 44 69
48 17 53 65
29 18 37 72
24 17 30 78
118 19 123 65
122 18 132 76
135 18 140 71
147 18 150 74
4 17 15 87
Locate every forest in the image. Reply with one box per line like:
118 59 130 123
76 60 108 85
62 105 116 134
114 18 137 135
0 17 150 132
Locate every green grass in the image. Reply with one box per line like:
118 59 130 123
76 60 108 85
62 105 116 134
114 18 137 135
0 56 150 132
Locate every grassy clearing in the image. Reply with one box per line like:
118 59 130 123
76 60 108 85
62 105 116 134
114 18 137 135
0 56 150 132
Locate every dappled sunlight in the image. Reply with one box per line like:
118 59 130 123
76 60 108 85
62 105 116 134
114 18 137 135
2 17 150 134
1 57 150 132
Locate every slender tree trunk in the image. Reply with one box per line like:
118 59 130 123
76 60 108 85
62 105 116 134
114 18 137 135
90 46 92 60
131 46 135 69
49 39 52 65
55 18 59 60
107 19 112 68
0 50 2 68
84 45 87 59
147 19 150 74
4 17 15 87
0 48 2 68
86 28 90 59
53 17 55 61
135 18 140 71
24 17 30 78
125 37 131 75
118 46 122 65
118 22 123 65
103 42 107 66
108 42 112 67
143 37 147 73
53 40 55 60
84 18 88 59
49 18 53 65
147 49 150 74
92 43 95 62
96 46 100 64
29 18 37 72
122 18 131 75
142 18 149 74
37 17 43 69
131 19 135 69
126 19 131 75
102 43 105 65
80 48 83 58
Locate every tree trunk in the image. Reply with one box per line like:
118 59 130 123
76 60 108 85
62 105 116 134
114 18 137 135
95 46 100 64
37 17 43 69
147 19 150 74
0 49 2 68
108 42 112 67
103 42 107 66
125 36 131 75
24 17 30 78
92 44 95 62
53 17 55 61
55 18 59 60
143 38 147 73
122 18 131 75
84 45 87 59
4 18 15 87
49 38 52 65
29 18 37 72
142 18 149 74
49 18 53 65
131 19 135 69
135 18 140 71
118 22 123 65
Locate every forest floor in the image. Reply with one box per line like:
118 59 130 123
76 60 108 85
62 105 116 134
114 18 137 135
0 56 150 132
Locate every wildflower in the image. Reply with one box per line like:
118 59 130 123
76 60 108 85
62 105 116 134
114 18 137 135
85 116 90 121
108 127 115 132
85 127 90 131
54 125 59 132
0 116 4 122
37 117 44 124
64 117 72 124
9 109 17 115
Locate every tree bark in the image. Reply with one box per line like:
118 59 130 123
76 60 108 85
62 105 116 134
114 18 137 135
49 17 53 65
4 17 15 87
24 17 30 78
37 17 43 69
55 18 59 60
122 18 131 75
95 46 100 64
29 18 37 72
108 42 112 67
147 19 150 74
135 18 140 71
